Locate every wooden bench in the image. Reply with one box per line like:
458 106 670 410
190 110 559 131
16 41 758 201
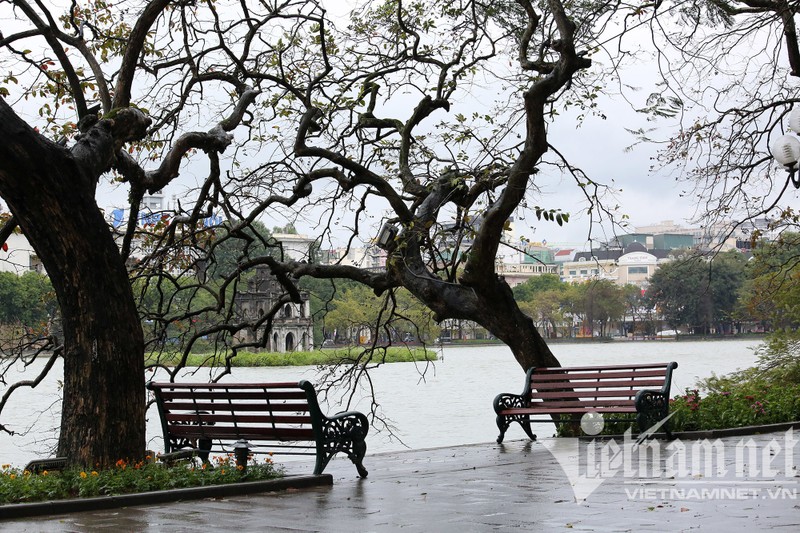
147 380 369 477
493 362 678 442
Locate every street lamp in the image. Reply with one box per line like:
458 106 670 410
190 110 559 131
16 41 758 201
770 106 800 188
376 222 398 250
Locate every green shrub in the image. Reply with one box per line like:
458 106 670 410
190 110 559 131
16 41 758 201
668 383 800 432
557 381 800 437
0 454 283 505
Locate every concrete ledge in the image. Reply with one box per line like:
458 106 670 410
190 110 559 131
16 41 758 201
0 474 332 519
673 420 800 440
577 420 800 441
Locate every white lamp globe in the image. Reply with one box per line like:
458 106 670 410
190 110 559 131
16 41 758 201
789 106 800 133
771 134 800 168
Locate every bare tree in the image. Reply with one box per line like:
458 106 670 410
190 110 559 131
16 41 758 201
634 0 800 241
0 0 633 465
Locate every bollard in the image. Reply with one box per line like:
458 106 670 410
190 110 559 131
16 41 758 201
233 440 250 471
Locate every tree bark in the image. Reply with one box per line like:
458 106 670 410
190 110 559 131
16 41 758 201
0 100 146 467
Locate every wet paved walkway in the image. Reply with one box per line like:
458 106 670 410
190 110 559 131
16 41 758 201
4 432 800 532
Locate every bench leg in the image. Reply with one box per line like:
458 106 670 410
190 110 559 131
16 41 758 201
520 418 537 442
198 437 212 464
350 438 368 478
496 414 537 444
496 415 510 443
636 391 670 439
314 437 368 478
317 413 369 477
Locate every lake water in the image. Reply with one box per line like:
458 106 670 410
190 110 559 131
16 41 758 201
0 339 762 468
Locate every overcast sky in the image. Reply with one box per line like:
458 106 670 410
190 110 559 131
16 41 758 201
95 84 693 253
522 96 691 249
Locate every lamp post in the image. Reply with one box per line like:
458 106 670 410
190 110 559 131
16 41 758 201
770 106 800 188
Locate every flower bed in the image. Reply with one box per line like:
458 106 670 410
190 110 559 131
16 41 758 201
0 454 283 505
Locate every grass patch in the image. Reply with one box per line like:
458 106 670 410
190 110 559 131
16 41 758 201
146 346 437 367
0 455 283 505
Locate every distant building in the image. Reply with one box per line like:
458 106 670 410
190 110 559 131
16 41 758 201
234 266 314 352
142 192 167 211
633 219 762 251
496 261 560 287
560 242 672 287
272 232 315 261
0 233 42 275
319 244 387 270
613 232 694 250
553 248 577 264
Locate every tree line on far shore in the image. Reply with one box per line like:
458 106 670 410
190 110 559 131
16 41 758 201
4 236 800 347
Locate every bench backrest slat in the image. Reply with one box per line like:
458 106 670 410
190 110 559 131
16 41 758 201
531 378 666 390
154 382 301 389
531 369 668 381
531 362 673 372
525 398 636 408
158 390 309 401
165 413 314 425
159 401 311 412
534 389 643 399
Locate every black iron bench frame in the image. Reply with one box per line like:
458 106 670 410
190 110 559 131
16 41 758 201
147 380 369 477
493 361 678 442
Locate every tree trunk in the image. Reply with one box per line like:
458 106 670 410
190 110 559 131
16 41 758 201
398 260 560 370
473 277 560 370
52 206 146 467
0 103 146 467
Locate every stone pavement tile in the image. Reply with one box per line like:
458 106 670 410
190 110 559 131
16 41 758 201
4 434 800 532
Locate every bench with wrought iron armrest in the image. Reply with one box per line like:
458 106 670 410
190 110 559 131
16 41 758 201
147 380 369 477
493 361 678 442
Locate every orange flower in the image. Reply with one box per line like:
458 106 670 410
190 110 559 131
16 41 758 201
80 471 87 479
91 471 98 477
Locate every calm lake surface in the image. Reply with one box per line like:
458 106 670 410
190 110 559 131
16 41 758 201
0 339 762 468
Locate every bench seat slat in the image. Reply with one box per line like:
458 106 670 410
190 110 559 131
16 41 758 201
168 425 315 440
531 369 667 381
